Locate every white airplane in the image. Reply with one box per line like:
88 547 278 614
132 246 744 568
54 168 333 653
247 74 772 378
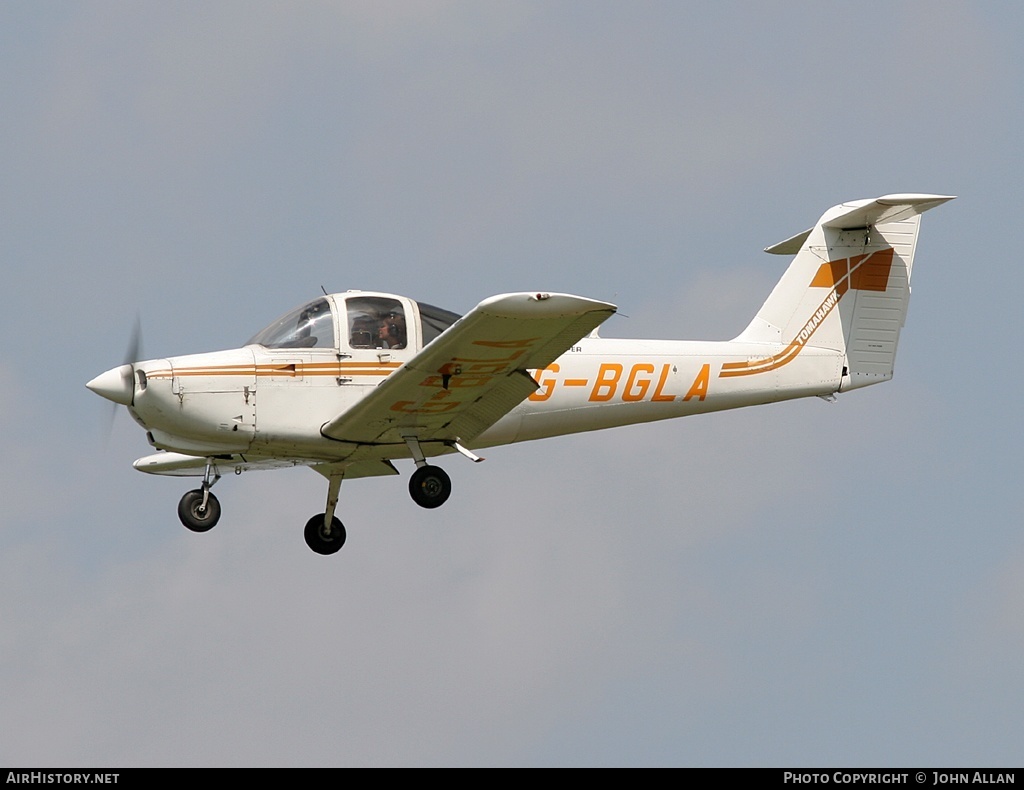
87 193 952 555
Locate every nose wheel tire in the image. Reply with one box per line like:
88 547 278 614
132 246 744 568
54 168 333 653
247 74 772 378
304 514 347 555
409 465 452 509
178 489 221 532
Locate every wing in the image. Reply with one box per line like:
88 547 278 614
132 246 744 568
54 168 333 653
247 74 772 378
132 451 398 480
320 292 616 446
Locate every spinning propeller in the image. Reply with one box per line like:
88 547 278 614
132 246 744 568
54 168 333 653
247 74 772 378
87 316 143 414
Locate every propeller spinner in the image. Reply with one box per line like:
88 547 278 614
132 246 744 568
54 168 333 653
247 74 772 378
87 316 142 407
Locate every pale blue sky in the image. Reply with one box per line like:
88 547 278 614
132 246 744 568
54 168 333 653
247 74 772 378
1 1 1020 766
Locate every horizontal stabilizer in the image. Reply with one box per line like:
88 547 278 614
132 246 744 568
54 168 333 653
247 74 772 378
765 194 954 254
821 193 955 230
764 229 812 255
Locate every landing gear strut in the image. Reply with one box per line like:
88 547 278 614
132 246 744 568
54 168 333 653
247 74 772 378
304 470 346 555
404 436 452 509
178 459 221 532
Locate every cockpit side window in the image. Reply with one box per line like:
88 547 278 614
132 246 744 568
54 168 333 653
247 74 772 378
346 296 408 350
418 302 461 346
246 298 336 350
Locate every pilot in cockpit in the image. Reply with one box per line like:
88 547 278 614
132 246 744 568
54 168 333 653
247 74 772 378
377 311 407 349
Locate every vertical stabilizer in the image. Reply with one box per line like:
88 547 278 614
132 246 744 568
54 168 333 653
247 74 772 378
736 194 954 391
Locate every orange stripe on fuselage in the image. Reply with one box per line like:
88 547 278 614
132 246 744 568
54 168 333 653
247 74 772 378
146 361 401 379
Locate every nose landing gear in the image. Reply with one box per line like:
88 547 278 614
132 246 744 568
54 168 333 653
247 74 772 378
177 459 222 532
177 489 221 532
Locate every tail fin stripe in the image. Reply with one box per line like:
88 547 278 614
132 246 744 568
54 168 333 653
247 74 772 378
721 248 892 378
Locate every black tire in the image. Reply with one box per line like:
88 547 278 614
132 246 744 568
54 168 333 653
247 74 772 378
178 489 221 532
408 465 452 509
304 514 346 555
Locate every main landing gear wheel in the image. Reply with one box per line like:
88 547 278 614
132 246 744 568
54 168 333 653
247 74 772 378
304 514 347 555
409 465 452 509
178 489 221 532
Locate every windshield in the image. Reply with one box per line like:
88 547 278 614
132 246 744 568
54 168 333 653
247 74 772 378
246 298 336 349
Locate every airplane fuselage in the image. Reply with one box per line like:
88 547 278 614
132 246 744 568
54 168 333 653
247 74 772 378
127 334 843 465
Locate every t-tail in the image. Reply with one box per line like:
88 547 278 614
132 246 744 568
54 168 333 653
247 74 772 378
735 193 954 391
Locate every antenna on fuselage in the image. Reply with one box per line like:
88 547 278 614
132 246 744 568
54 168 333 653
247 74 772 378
320 285 328 296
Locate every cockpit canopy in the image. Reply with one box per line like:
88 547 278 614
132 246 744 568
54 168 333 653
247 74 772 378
246 294 460 352
346 295 407 350
246 298 335 349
